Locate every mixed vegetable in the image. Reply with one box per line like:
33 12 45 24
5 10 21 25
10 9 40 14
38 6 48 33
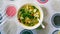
17 4 40 26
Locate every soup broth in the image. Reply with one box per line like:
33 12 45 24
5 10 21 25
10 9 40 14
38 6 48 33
17 4 40 26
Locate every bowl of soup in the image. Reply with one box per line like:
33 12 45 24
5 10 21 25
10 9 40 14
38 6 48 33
17 3 43 29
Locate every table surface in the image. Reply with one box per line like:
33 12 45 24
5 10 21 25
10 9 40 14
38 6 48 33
0 0 60 34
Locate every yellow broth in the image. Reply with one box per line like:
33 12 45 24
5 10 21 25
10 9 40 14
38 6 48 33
17 4 40 26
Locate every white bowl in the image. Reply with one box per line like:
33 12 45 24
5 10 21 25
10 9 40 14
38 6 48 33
17 3 43 30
